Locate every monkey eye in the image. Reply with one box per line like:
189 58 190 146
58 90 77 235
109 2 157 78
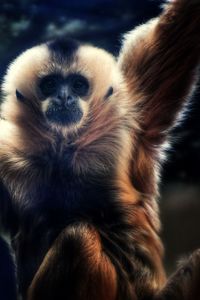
39 75 60 97
70 75 89 97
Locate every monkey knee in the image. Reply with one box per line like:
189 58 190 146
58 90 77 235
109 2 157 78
28 223 117 300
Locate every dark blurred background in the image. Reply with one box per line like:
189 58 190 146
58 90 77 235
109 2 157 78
0 0 200 293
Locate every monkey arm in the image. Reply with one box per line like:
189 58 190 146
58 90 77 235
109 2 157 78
118 0 200 147
0 181 18 234
118 3 200 298
0 182 18 300
117 0 200 197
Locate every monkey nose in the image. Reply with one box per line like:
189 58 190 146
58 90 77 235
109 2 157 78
57 88 68 101
53 95 77 107
56 88 77 107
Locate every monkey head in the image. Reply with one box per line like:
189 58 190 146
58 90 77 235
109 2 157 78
1 39 121 132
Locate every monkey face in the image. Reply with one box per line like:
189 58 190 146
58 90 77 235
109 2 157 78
2 39 120 132
39 73 89 126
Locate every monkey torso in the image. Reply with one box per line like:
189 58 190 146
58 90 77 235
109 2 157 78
0 117 165 298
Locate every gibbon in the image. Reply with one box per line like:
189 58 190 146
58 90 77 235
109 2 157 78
0 0 200 299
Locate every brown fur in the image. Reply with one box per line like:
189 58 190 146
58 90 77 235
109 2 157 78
0 0 200 299
28 224 118 300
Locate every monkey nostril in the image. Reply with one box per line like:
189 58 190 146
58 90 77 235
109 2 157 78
58 92 65 101
53 94 77 107
53 97 62 105
66 95 76 106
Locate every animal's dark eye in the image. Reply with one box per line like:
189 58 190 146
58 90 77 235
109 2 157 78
70 75 89 97
39 75 60 97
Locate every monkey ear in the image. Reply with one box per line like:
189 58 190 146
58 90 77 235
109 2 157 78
104 87 113 100
16 89 26 102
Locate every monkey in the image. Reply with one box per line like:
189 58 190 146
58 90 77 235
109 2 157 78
0 0 200 299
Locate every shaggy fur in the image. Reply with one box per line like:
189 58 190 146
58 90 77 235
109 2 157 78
0 0 200 299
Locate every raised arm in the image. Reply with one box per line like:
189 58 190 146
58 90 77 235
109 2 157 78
118 0 200 196
118 0 200 147
117 3 200 298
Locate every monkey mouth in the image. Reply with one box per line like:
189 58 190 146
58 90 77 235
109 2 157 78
45 103 83 126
